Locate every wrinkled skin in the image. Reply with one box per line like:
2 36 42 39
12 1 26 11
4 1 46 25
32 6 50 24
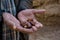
3 9 46 34
18 9 46 33
3 13 33 33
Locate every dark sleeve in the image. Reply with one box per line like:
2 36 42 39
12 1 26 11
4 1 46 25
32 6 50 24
15 0 33 40
0 7 2 22
16 0 33 13
0 0 2 21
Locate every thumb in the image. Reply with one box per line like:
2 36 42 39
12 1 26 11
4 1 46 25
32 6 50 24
32 9 46 14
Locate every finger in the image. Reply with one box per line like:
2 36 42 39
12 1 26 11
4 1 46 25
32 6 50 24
23 28 34 33
17 26 34 33
26 22 32 28
32 26 37 32
35 22 43 28
32 9 46 14
33 19 43 28
21 20 32 28
18 15 32 28
27 18 35 26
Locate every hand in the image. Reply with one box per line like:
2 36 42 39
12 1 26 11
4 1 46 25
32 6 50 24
18 9 46 32
2 13 33 33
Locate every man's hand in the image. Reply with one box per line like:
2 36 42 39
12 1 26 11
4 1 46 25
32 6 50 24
2 13 33 33
18 9 46 32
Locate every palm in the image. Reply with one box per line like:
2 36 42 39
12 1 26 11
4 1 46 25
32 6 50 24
18 9 35 22
18 9 46 32
3 9 46 34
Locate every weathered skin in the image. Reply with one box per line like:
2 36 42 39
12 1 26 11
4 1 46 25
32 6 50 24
2 13 34 33
18 9 45 32
3 9 46 34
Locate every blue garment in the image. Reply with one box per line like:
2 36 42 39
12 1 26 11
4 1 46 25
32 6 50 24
0 0 33 40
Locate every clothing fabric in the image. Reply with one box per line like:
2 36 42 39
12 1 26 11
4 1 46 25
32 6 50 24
0 0 33 40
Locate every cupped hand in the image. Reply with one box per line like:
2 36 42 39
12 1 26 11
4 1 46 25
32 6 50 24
18 9 46 32
3 13 34 33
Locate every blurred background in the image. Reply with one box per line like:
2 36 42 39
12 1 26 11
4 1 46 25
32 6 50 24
29 0 60 40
